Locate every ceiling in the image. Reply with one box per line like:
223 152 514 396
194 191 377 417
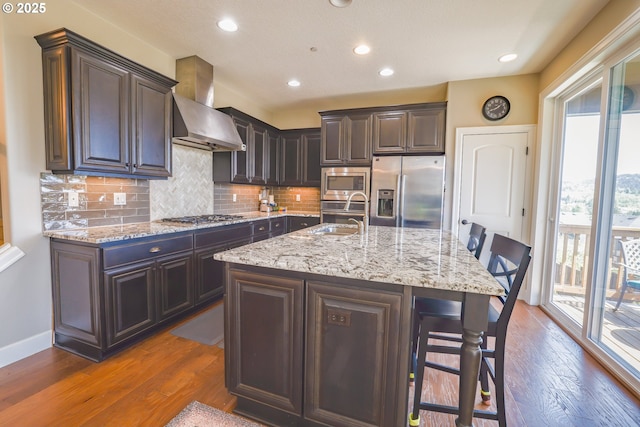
72 0 610 111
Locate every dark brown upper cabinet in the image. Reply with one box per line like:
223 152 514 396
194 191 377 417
35 28 176 179
214 108 281 186
214 108 320 188
373 103 446 154
320 112 372 166
280 129 321 187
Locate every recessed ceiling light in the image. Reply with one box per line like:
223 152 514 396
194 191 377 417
379 68 394 77
217 18 238 32
354 45 370 55
329 0 352 7
498 53 518 63
288 79 301 87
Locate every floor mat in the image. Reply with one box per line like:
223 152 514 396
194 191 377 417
171 304 224 346
165 401 265 427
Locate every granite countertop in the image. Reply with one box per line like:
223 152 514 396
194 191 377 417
42 211 319 244
214 223 505 296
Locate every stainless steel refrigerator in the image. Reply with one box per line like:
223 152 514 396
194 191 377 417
369 155 445 228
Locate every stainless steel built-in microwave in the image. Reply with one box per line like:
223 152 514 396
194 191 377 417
320 167 370 201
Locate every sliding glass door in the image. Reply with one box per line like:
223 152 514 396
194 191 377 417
549 80 602 329
546 46 640 384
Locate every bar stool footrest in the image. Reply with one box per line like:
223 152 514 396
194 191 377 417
417 401 499 421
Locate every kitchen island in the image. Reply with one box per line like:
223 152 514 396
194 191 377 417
215 224 503 427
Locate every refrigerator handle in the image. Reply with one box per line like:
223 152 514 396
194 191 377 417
398 174 407 227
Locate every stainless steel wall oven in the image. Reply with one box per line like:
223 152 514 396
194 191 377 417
321 167 370 224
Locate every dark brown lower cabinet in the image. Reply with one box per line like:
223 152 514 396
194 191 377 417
225 267 406 427
104 261 155 347
156 252 194 321
50 233 195 361
194 223 253 306
226 269 304 417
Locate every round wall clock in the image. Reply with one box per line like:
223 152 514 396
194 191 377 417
482 95 510 121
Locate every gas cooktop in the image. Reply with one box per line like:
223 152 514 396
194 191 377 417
160 214 244 225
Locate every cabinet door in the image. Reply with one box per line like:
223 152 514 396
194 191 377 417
226 269 304 415
373 111 406 154
321 116 345 165
265 131 280 185
71 48 130 173
280 132 302 186
131 74 172 177
406 107 446 153
156 251 194 322
302 130 321 187
194 238 251 306
250 124 267 184
231 117 251 183
346 113 372 164
305 281 403 427
104 261 155 347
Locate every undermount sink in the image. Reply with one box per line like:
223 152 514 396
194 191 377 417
309 225 358 236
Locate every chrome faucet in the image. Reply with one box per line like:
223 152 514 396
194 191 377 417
344 191 369 234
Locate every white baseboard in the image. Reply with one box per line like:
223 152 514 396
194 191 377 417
0 331 52 368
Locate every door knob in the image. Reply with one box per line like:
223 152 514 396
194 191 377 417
461 219 469 225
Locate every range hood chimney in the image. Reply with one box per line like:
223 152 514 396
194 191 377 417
172 56 245 151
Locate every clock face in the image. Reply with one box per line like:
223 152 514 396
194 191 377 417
482 96 510 121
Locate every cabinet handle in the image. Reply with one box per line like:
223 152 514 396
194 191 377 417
133 164 138 168
149 246 161 253
125 162 130 167
258 226 266 231
301 222 308 226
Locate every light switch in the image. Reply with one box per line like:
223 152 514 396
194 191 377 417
296 194 301 202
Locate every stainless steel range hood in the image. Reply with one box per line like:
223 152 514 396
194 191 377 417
172 56 245 151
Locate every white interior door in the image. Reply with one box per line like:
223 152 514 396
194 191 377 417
453 126 534 264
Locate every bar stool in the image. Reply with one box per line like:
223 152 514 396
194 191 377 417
409 233 531 427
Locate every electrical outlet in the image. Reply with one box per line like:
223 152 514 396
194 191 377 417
114 192 127 206
296 194 301 202
232 194 237 202
68 191 79 207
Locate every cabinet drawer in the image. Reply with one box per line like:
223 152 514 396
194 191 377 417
253 219 270 235
288 216 320 232
103 234 193 269
270 217 286 232
195 223 253 249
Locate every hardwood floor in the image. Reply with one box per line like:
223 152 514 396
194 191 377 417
0 300 638 426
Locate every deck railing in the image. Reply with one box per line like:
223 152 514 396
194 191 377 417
555 224 640 298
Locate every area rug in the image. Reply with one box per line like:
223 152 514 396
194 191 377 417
165 401 265 427
171 304 224 346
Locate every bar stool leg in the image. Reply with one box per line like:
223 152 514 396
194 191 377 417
456 327 483 427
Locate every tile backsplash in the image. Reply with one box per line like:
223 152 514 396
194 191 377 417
213 183 320 214
149 145 214 220
40 173 150 230
41 144 321 230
